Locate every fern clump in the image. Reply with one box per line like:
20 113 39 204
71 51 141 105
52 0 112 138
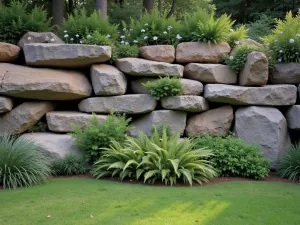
227 26 248 47
92 127 217 186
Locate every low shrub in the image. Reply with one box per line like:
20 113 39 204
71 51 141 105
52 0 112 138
0 1 51 44
227 26 248 47
263 11 300 63
145 77 183 100
92 128 217 186
246 14 274 42
277 143 300 181
71 113 131 163
151 124 173 138
0 134 51 189
115 44 139 58
82 30 113 46
225 44 261 72
193 135 270 179
51 154 86 176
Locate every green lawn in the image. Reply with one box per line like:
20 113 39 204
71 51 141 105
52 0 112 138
0 178 300 225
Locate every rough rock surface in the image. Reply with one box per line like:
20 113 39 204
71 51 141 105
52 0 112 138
204 84 297 106
46 111 108 133
184 63 237 84
18 32 64 49
270 63 300 84
286 105 300 130
24 43 111 68
161 96 209 112
131 78 203 95
115 58 183 77
0 96 13 113
0 101 55 134
0 42 20 63
234 106 291 168
78 94 157 114
128 110 187 136
176 42 231 63
185 106 233 137
91 64 127 96
0 63 92 100
139 45 175 63
20 133 83 160
239 52 268 86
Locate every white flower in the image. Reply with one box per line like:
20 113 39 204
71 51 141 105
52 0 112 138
278 58 282 62
234 41 240 45
64 34 69 38
106 34 111 38
27 36 32 41
144 36 148 40
296 52 299 55
297 34 300 37
76 34 79 38
45 36 49 41
279 50 283 53
280 32 283 34
153 36 158 41
50 38 55 42
123 28 126 31
120 35 125 39
87 34 91 39
229 56 234 60
125 42 129 45
230 29 234 32
163 31 167 34
144 23 148 26
141 29 145 33
167 26 172 30
80 40 83 44
133 40 138 43
130 29 133 31
290 38 295 44
64 30 67 33
70 38 74 41
176 34 182 40
275 40 278 43
120 40 125 44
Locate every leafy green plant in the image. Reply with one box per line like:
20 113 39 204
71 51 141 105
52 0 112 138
71 113 131 163
0 1 51 44
28 121 48 132
0 134 51 189
225 44 261 72
51 154 86 176
145 77 182 100
92 128 217 186
246 14 274 42
263 11 300 63
82 30 113 46
227 25 248 47
277 143 300 181
193 135 270 179
151 124 173 138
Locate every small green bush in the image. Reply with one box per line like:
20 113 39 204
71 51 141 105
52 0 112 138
92 128 217 186
116 44 139 58
0 134 51 189
225 44 261 72
71 113 131 163
246 15 274 42
145 77 183 100
193 135 270 179
263 11 300 63
51 154 86 176
82 30 113 46
151 124 173 138
0 1 51 44
277 143 300 181
227 26 248 47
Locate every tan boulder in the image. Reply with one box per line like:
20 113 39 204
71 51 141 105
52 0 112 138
161 96 209 112
0 42 20 63
0 96 13 113
18 32 64 49
139 45 175 63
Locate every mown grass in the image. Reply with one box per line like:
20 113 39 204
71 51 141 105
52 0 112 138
0 178 300 225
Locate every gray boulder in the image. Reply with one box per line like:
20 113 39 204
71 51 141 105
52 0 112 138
115 58 183 77
270 63 300 84
184 63 237 84
78 94 157 114
204 84 297 106
46 111 108 133
128 110 187 136
24 43 111 68
234 106 291 168
286 105 300 130
18 32 64 49
161 96 209 112
91 64 127 96
139 45 175 63
0 96 13 113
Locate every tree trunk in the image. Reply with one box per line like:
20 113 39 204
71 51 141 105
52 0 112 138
143 0 154 13
68 0 74 15
166 0 176 18
158 0 162 16
51 0 65 26
96 0 107 19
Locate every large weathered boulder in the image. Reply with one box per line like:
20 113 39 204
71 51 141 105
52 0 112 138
234 106 291 168
0 102 55 134
91 64 127 96
128 110 187 136
0 63 92 100
78 94 157 114
0 96 13 113
24 43 111 68
239 52 268 86
176 42 231 63
115 58 183 77
184 63 237 84
139 45 175 63
204 84 297 106
161 96 209 112
18 32 64 49
131 78 203 95
20 133 83 160
286 105 300 130
270 63 300 84
185 106 233 137
46 111 107 133
0 42 20 63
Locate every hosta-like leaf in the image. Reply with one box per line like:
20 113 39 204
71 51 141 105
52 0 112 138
144 170 159 183
108 161 125 170
179 169 193 186
123 159 138 171
168 159 179 175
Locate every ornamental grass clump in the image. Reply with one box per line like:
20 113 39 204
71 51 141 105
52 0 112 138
263 11 300 63
92 127 217 186
51 154 86 176
0 134 51 189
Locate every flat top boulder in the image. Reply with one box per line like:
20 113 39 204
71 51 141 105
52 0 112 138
0 42 20 63
24 43 111 68
270 63 300 84
115 58 183 77
18 32 64 49
139 45 175 63
0 63 92 100
161 96 209 112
